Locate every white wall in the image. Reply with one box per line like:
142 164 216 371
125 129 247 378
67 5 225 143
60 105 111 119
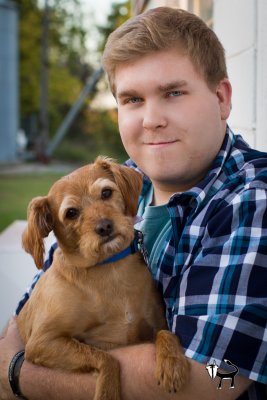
214 0 267 151
255 0 267 150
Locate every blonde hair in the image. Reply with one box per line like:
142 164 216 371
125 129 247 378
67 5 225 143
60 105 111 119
102 7 228 95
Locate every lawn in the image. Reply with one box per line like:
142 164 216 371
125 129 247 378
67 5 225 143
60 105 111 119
0 173 65 232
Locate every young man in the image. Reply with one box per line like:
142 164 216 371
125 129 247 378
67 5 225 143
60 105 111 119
1 7 266 400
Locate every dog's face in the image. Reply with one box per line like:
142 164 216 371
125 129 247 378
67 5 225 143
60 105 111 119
22 157 143 268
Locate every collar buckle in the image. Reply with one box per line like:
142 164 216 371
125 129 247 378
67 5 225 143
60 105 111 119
134 229 149 265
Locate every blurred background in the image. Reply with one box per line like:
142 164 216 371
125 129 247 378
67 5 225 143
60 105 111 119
1 0 267 329
1 0 267 232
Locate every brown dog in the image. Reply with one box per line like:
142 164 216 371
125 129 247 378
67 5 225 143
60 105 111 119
17 157 189 399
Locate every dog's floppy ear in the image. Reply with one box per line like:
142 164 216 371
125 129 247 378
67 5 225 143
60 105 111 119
22 196 53 269
112 164 143 217
95 157 143 216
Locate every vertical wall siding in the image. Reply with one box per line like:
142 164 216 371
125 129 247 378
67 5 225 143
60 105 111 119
214 0 267 151
0 0 18 161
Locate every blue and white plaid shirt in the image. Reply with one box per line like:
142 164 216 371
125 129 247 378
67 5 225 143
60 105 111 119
16 127 267 399
126 127 267 399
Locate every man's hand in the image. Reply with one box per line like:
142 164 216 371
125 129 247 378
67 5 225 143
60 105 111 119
0 317 24 400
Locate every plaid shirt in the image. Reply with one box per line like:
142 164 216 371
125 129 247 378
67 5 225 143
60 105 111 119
125 127 267 399
16 127 267 399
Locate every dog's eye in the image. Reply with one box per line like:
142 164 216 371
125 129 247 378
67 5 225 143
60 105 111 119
101 188 112 200
65 208 79 220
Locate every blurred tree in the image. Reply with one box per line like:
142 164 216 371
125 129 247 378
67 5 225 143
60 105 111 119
58 0 131 164
17 0 41 116
15 0 131 162
83 108 127 162
14 0 91 151
48 0 91 82
76 0 131 163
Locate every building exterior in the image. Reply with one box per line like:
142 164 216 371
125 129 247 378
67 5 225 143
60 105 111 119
131 0 267 152
0 0 18 162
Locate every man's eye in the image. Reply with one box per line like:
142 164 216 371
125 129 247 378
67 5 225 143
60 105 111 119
167 90 183 97
126 97 142 104
65 208 79 219
101 189 112 200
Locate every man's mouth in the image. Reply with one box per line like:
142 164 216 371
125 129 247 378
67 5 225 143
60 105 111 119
145 139 178 146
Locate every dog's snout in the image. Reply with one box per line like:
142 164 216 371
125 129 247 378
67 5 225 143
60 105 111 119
95 219 113 237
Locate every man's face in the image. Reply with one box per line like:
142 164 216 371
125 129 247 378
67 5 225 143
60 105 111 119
115 48 231 203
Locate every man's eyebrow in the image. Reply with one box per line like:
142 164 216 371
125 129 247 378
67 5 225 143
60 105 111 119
116 81 188 99
158 80 188 92
117 89 140 99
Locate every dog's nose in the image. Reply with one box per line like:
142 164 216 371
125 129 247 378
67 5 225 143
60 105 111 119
95 219 113 237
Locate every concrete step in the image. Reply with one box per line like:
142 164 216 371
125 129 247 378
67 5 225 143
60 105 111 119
0 220 55 331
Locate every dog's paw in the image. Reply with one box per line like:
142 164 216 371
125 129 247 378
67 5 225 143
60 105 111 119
96 388 120 400
155 330 190 393
156 352 190 393
94 381 121 400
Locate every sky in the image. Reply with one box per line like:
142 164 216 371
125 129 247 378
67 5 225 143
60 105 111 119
81 0 124 24
81 0 110 24
79 0 126 63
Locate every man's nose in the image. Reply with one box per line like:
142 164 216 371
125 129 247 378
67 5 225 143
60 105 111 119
142 102 167 131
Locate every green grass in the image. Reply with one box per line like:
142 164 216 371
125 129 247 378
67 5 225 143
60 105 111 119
0 173 65 232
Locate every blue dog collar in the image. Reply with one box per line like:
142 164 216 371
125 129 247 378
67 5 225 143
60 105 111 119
99 230 148 265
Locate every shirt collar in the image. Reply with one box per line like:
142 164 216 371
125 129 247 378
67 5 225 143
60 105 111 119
168 126 236 209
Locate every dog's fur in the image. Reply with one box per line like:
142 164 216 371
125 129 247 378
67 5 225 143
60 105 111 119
17 157 189 399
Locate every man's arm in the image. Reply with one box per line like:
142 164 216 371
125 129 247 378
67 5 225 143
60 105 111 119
0 318 96 400
110 345 252 400
0 318 24 400
1 318 251 400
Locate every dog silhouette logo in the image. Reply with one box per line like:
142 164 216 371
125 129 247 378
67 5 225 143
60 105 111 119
206 359 239 389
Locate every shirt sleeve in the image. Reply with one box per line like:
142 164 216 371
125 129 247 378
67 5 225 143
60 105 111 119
15 242 58 315
171 187 267 385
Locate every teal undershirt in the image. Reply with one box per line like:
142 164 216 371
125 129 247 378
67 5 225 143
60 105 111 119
135 185 172 276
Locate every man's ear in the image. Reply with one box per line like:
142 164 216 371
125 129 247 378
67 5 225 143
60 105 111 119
22 196 53 269
216 78 232 120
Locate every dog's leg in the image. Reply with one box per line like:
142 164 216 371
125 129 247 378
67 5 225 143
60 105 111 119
155 330 190 393
25 336 121 400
